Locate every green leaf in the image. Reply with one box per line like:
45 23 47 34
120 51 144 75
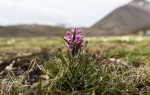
36 79 42 95
84 88 94 95
106 88 122 95
67 50 72 61
58 53 68 67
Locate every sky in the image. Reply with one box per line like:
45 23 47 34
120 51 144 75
0 0 149 27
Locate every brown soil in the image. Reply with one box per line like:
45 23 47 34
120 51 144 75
0 48 52 85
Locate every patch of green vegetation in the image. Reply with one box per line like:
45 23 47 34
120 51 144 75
0 35 150 94
106 49 128 57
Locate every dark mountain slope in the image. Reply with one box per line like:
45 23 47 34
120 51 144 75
0 24 67 37
89 0 150 36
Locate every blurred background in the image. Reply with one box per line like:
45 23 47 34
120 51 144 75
0 0 150 37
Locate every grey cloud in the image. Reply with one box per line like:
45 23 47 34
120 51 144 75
1 0 148 27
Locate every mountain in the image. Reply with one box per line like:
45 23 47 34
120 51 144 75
88 0 150 36
0 24 68 37
1 0 150 37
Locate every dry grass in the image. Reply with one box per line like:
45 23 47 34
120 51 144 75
0 35 150 94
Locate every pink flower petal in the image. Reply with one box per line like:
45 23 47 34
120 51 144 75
63 28 85 55
66 31 71 37
80 44 85 47
64 36 71 42
77 30 82 35
72 27 77 33
68 45 73 51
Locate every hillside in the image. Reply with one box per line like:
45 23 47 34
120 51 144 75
1 0 150 37
0 24 67 37
88 0 150 36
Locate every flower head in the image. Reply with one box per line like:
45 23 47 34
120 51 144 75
63 28 86 56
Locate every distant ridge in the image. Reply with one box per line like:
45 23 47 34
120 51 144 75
0 24 68 37
1 0 150 37
88 0 150 36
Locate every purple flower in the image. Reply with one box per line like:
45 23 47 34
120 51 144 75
63 28 85 56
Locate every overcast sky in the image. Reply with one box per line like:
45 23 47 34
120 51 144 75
0 0 149 27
